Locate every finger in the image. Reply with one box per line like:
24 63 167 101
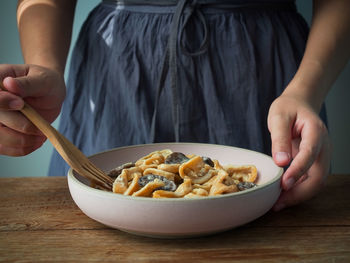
4 75 60 112
0 142 44 157
0 125 46 148
3 76 29 97
0 64 28 81
1 65 29 97
282 121 326 190
0 110 41 135
3 73 49 99
273 140 330 211
273 175 323 211
0 90 24 110
268 114 293 167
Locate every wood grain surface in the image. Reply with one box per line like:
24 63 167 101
0 175 349 262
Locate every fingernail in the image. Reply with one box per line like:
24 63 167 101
9 100 23 110
275 152 290 163
285 177 296 190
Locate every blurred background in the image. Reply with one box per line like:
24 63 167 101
0 0 349 177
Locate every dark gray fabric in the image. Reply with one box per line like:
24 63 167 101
104 0 296 6
48 0 327 176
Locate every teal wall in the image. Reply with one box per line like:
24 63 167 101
0 0 100 177
0 0 349 177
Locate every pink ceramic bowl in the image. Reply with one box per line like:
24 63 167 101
67 143 283 238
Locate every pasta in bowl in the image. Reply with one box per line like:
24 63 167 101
108 149 258 198
67 143 283 238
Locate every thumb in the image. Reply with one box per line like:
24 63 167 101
4 72 48 99
0 80 24 110
268 114 293 167
2 76 22 96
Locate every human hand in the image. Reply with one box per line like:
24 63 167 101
267 94 331 211
0 64 66 156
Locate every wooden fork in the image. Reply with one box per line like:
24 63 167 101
23 103 114 190
0 84 114 190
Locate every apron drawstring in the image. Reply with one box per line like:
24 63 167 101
103 0 296 143
150 0 209 143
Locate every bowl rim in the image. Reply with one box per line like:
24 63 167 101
67 142 284 202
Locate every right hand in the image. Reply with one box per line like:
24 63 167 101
0 64 66 156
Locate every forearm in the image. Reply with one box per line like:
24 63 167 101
283 0 350 112
17 0 77 76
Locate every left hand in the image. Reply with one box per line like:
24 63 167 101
267 94 331 211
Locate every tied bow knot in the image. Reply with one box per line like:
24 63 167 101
150 0 210 142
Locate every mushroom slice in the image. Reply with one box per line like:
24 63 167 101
107 162 135 178
132 179 165 197
164 152 189 164
153 177 192 198
237 181 257 191
138 174 177 191
179 156 216 184
224 165 258 183
143 168 176 181
202 156 214 167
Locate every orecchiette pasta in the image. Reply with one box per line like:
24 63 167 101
108 149 258 198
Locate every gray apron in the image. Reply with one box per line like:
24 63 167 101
48 0 327 176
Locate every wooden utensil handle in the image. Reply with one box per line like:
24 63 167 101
20 102 58 140
0 83 59 143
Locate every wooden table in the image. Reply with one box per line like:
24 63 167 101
0 175 349 262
